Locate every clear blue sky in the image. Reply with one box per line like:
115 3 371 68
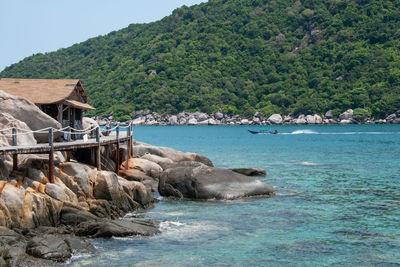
0 0 206 72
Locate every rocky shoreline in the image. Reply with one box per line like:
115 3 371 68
0 90 274 265
94 109 400 126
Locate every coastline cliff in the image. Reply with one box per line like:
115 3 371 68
0 90 274 265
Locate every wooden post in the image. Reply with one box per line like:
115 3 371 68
115 125 120 173
130 124 134 157
12 128 18 171
126 124 131 170
96 127 101 170
49 128 55 183
67 126 72 142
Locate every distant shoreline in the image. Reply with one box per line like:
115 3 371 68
93 109 400 127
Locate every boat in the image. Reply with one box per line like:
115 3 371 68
248 129 278 134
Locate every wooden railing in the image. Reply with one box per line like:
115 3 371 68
0 123 133 183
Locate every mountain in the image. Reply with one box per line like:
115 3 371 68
1 0 400 120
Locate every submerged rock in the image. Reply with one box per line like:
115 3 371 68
159 165 275 200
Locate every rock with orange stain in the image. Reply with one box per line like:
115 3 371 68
118 169 149 182
140 153 173 168
0 182 25 228
93 171 124 201
60 162 97 199
120 158 162 179
45 181 78 204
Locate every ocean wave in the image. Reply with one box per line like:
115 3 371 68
287 160 322 166
275 188 301 196
159 220 230 239
298 161 322 166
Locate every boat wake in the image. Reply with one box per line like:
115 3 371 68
280 129 399 135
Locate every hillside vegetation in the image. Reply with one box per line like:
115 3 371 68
2 0 400 120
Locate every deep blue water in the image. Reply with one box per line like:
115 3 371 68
69 125 400 266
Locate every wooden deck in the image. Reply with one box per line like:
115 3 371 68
0 126 133 183
0 136 130 155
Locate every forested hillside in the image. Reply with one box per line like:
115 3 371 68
2 0 400 120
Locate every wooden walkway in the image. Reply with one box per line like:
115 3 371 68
0 136 130 154
0 125 133 183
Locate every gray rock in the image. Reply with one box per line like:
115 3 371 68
188 118 198 125
76 219 160 238
306 115 316 124
26 235 71 262
385 113 396 122
60 207 98 227
294 117 307 124
267 114 283 124
240 119 250 125
230 168 267 177
340 119 352 124
64 237 96 255
214 111 224 120
0 90 61 143
198 113 209 122
339 109 353 120
391 118 400 124
159 165 275 200
325 110 334 119
168 115 178 125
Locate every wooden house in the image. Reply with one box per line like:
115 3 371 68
0 78 95 129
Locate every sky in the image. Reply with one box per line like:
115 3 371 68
0 0 206 72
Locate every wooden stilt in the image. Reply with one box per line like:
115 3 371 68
130 125 133 157
96 127 101 170
48 128 54 183
115 126 120 173
12 128 18 171
126 124 131 170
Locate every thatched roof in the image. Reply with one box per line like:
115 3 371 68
0 78 94 110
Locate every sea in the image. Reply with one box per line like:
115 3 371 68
67 124 400 267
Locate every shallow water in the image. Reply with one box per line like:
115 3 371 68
67 125 400 266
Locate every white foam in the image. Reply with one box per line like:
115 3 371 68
284 130 400 135
298 161 321 166
291 129 318 134
158 220 229 239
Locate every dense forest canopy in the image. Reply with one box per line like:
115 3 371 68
1 0 400 120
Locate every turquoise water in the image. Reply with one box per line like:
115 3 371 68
69 125 400 266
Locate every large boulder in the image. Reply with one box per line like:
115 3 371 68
0 226 29 266
159 165 275 200
121 158 163 178
93 171 124 201
26 235 71 262
0 90 61 143
339 109 354 120
0 182 63 229
133 142 213 167
59 162 97 199
75 219 160 238
267 114 283 124
325 110 334 119
0 113 37 147
82 117 99 130
168 115 178 125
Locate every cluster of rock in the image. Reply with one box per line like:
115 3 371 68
0 90 275 265
94 109 400 126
